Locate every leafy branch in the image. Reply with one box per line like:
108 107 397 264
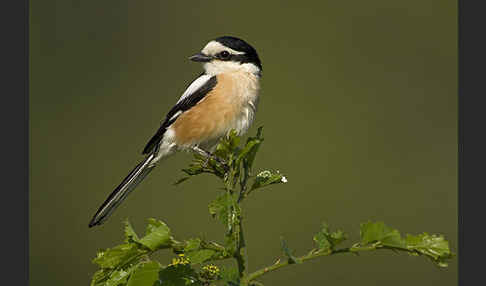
90 127 454 286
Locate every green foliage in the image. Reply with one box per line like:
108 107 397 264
219 266 240 286
250 170 287 191
404 233 453 267
208 192 238 227
158 263 200 286
175 127 284 195
185 249 217 265
124 220 139 243
126 262 161 286
359 221 403 247
90 127 454 286
313 223 347 252
139 219 172 251
182 238 217 265
350 221 454 267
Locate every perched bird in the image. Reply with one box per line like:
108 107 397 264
89 36 262 227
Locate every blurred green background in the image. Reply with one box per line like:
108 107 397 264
30 1 457 285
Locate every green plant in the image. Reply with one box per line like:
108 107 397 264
90 127 454 286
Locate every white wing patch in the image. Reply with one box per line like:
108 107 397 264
168 110 182 122
176 74 213 104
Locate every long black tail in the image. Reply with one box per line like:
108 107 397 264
89 154 156 228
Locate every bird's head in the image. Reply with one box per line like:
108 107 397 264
189 36 262 77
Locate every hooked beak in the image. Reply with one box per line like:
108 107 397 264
189 52 212 62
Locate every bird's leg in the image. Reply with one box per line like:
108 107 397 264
192 146 227 168
192 146 210 161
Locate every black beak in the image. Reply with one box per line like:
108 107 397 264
189 53 212 62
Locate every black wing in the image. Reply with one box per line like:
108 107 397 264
142 75 217 154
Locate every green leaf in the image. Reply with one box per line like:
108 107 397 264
329 230 346 246
139 219 172 251
208 192 236 226
313 223 347 251
91 269 107 286
181 238 218 265
91 263 141 286
404 233 454 267
91 250 145 286
219 266 239 285
104 268 132 286
237 127 264 169
250 170 287 191
158 264 200 286
209 192 241 253
280 237 302 264
214 129 241 161
181 164 205 176
183 238 201 252
238 139 260 161
124 220 140 243
173 177 190 186
360 221 404 248
185 249 216 265
93 243 143 269
357 221 454 267
127 261 161 286
242 126 264 169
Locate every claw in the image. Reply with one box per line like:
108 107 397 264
192 146 229 171
202 156 210 168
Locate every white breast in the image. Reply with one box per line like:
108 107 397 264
229 71 260 136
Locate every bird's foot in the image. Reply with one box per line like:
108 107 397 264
192 146 228 170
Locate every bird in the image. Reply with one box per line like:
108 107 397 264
89 36 263 228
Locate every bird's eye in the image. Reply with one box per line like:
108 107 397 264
219 51 230 60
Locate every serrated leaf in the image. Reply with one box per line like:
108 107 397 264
226 130 241 152
237 140 259 165
360 221 404 248
404 233 453 267
139 219 172 251
184 238 201 252
237 130 264 169
91 269 109 286
313 231 332 251
181 238 218 265
208 192 235 226
185 249 216 265
357 221 454 267
181 165 205 176
214 130 241 161
209 192 241 252
312 223 345 251
158 264 200 286
127 261 161 286
250 170 287 191
91 263 141 286
104 268 131 286
242 126 264 169
313 223 347 252
220 266 239 285
93 243 142 269
124 220 140 243
330 230 346 245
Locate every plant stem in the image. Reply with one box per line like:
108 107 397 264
234 219 248 279
244 248 351 283
236 162 251 279
238 160 250 203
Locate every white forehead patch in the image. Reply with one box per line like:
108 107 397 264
201 41 245 56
